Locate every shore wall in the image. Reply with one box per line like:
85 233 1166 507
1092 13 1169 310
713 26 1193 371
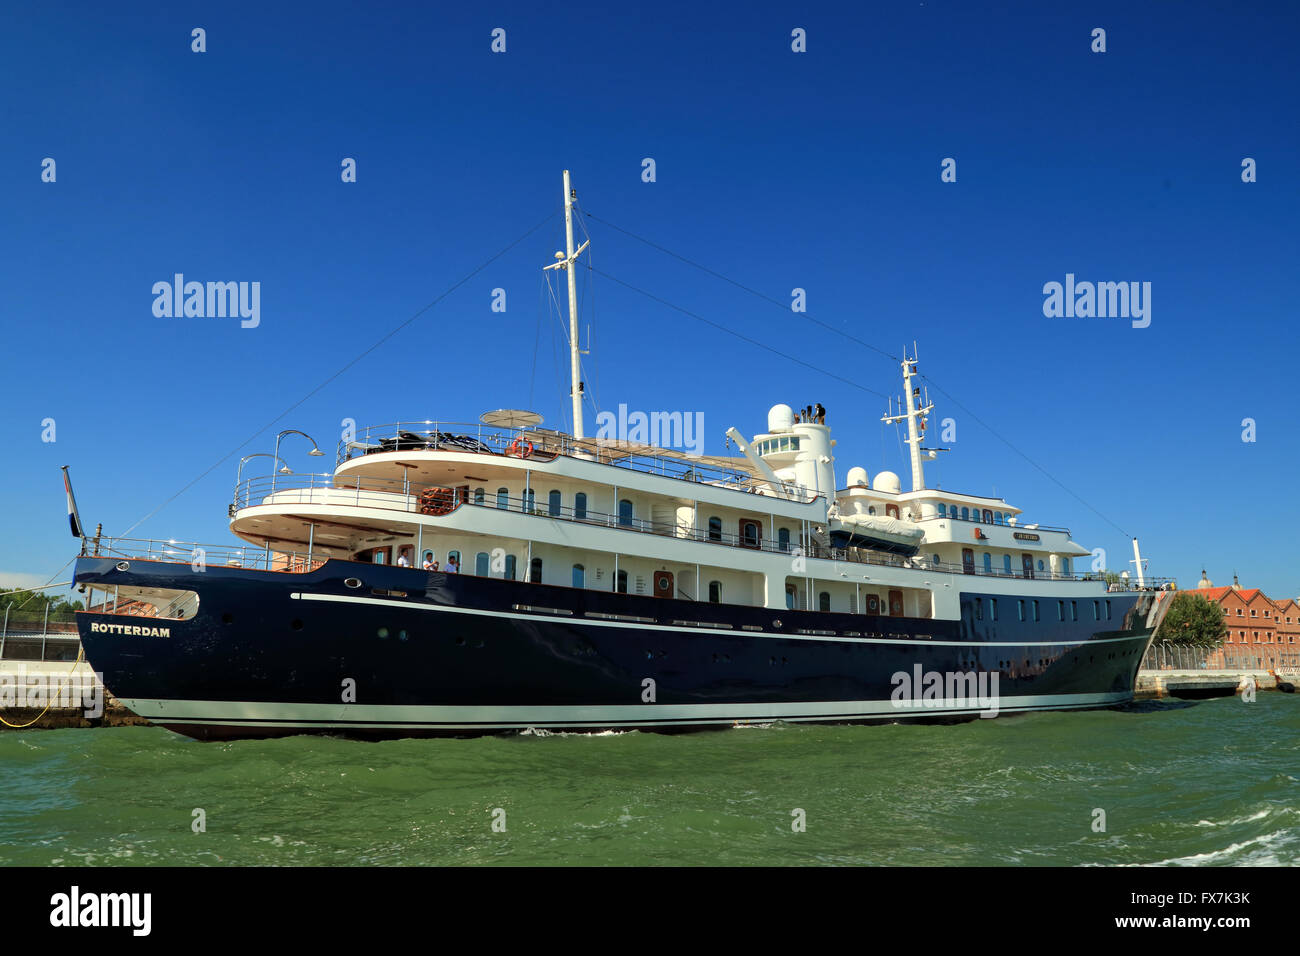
1135 668 1295 700
0 660 151 730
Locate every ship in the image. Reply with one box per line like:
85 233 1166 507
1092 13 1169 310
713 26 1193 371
70 171 1173 740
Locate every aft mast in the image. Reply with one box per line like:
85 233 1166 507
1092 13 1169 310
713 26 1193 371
881 346 935 492
543 170 590 441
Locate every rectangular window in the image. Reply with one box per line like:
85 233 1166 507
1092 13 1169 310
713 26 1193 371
1032 600 1040 622
1017 599 1025 622
991 598 998 621
1057 600 1065 622
1070 600 1078 622
974 598 983 621
1105 600 1112 620
1093 600 1100 620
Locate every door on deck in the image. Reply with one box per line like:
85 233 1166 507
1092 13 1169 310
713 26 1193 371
1021 553 1034 579
888 589 904 617
886 504 900 519
962 548 975 575
653 571 674 599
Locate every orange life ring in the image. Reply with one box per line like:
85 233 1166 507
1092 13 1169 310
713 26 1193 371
505 438 534 459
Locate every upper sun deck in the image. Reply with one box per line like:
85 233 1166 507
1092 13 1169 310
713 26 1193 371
335 420 823 506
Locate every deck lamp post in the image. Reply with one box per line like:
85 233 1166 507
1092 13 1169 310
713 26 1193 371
272 431 325 491
236 454 292 507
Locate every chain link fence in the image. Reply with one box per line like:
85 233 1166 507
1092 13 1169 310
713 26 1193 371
1141 640 1300 672
0 606 81 662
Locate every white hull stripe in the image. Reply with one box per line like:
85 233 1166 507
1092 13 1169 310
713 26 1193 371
122 692 1133 728
292 592 1146 648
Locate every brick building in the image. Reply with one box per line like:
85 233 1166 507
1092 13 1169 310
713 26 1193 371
1192 572 1300 669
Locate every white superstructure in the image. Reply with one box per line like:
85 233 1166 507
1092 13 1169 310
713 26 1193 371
222 174 1130 629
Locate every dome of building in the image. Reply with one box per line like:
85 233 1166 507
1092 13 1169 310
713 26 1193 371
874 470 901 494
845 466 869 488
767 404 794 433
1197 570 1213 589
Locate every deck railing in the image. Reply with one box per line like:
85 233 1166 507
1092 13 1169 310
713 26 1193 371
231 473 1169 587
332 420 822 502
910 514 1074 535
77 535 325 574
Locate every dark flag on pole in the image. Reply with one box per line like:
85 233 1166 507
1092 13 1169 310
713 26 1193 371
62 466 84 539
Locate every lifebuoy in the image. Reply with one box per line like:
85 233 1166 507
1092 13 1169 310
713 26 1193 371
505 438 534 459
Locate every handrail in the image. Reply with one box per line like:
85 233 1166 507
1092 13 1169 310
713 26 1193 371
333 419 823 504
909 514 1074 535
230 474 1169 587
80 535 325 573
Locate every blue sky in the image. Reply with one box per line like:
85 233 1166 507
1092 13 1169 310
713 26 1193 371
2 1 1296 596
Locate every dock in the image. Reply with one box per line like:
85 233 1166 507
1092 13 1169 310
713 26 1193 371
0 658 150 730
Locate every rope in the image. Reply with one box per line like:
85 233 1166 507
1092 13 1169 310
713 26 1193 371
583 211 1132 539
120 208 559 537
587 266 888 400
0 644 86 729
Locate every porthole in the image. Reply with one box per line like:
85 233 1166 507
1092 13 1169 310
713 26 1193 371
344 578 363 589
290 619 304 631
378 627 389 639
455 636 466 646
116 561 130 571
398 630 408 642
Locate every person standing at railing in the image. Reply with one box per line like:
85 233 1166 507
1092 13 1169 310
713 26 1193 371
422 552 436 571
445 556 458 574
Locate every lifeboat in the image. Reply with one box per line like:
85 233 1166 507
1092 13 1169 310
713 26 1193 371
827 514 924 556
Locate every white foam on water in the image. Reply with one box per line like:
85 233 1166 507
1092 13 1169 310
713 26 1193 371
516 727 635 738
1141 828 1296 866
1192 807 1275 827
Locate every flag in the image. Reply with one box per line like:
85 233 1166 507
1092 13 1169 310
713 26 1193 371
62 466 84 539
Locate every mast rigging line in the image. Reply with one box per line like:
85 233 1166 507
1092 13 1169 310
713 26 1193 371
583 210 1131 540
120 208 560 537
586 265 888 400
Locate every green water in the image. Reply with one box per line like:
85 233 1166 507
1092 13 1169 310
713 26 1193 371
2 695 1297 866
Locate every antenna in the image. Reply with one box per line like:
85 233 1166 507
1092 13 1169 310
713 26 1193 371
880 345 937 491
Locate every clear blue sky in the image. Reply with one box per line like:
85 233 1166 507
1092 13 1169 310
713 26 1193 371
2 1 1296 596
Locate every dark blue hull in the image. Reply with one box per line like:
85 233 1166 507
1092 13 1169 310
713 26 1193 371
72 557 1167 740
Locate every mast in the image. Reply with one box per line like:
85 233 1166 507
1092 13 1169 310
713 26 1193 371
544 170 590 440
880 346 935 492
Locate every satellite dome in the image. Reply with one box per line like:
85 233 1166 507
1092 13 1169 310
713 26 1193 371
767 404 795 432
874 470 901 494
845 467 869 488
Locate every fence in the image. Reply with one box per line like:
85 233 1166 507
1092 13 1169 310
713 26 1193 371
1140 640 1300 672
0 606 81 662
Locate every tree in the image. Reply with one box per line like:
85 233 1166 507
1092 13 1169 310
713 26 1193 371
0 587 83 619
1154 592 1227 646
